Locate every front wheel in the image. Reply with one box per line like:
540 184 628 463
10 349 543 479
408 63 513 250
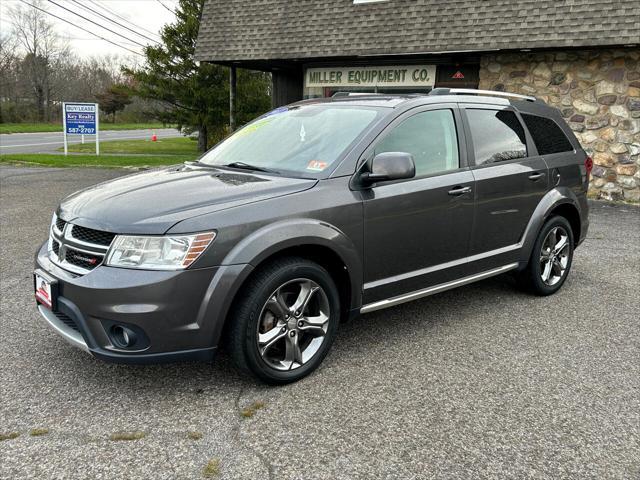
226 257 340 384
517 215 574 296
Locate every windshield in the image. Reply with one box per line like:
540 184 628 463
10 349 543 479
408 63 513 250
198 104 384 177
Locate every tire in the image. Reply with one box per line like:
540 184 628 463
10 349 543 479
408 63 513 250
517 215 574 296
226 257 340 385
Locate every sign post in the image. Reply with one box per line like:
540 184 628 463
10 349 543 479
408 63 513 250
95 104 99 156
62 102 99 156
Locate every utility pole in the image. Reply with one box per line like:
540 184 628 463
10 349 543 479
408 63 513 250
229 66 237 131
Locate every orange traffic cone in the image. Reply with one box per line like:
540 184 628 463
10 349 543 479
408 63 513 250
151 132 157 142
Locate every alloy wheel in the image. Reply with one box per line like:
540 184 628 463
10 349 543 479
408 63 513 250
539 226 570 286
256 278 331 371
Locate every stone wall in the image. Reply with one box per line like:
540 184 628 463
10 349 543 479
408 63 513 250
479 48 640 202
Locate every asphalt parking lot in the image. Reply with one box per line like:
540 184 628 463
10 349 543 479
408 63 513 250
1 165 639 480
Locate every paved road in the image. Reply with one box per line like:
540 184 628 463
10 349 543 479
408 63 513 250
1 166 639 479
0 128 182 154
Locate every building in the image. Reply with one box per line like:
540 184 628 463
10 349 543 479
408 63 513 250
195 0 640 201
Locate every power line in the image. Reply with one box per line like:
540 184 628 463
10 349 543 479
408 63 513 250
88 0 162 40
46 0 147 48
155 0 175 14
16 0 144 57
68 0 161 45
66 36 144 48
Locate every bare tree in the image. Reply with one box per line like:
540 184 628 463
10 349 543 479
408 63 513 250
0 30 18 73
0 30 20 122
9 0 69 121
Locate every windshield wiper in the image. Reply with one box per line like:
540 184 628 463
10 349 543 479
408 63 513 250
185 160 219 169
223 162 280 174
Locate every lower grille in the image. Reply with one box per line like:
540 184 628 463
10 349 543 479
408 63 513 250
52 240 60 256
53 311 80 333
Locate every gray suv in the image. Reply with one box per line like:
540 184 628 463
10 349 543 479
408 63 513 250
34 88 591 384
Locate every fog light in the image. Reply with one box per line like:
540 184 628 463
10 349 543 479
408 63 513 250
111 325 137 348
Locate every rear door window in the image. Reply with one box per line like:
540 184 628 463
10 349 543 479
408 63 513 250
521 114 574 155
466 109 527 165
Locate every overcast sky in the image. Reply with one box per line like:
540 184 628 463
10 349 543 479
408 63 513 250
0 0 178 62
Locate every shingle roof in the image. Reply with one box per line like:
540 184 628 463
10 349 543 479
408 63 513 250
195 0 640 62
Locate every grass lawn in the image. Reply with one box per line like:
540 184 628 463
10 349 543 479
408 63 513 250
0 153 196 168
1 136 200 168
64 137 199 156
0 122 175 134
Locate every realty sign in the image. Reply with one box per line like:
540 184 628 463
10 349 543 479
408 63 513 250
65 103 97 134
62 102 100 155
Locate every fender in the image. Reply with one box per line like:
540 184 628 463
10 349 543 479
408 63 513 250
517 186 584 267
222 218 362 308
196 219 363 349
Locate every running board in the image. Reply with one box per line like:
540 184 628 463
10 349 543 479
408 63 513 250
360 263 519 314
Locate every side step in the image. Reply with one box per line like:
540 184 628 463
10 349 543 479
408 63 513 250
360 263 519 314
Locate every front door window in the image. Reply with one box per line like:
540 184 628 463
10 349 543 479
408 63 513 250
374 109 459 177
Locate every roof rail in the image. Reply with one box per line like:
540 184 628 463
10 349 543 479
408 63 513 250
429 88 539 102
331 92 385 98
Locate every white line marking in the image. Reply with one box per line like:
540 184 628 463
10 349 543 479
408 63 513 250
0 141 64 148
0 134 181 149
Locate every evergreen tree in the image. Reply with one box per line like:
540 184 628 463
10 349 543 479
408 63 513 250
123 0 270 152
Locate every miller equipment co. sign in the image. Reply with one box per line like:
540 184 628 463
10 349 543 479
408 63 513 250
305 65 436 88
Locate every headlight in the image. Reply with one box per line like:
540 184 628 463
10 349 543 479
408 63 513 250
105 232 216 270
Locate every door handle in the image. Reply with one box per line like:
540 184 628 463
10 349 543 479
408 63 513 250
528 172 545 181
448 186 472 196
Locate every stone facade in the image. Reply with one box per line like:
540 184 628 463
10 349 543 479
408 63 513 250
479 48 640 202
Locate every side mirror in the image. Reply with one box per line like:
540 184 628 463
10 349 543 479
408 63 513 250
361 152 416 185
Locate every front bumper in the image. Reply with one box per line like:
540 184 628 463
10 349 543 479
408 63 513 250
34 242 252 364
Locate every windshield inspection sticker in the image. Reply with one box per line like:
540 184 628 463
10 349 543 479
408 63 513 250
307 160 328 172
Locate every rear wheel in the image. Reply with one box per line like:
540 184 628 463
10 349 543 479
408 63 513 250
226 257 340 384
518 215 574 296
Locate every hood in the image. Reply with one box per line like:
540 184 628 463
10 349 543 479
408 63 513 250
58 164 317 234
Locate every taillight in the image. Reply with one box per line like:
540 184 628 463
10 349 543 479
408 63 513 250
584 155 593 181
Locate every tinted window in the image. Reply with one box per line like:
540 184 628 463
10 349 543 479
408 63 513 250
467 109 527 165
522 114 574 155
375 109 459 177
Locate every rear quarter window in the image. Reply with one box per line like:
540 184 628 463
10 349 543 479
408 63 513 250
522 114 574 155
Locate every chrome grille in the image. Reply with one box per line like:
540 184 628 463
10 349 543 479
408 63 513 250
49 215 115 275
55 217 67 232
70 225 116 247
